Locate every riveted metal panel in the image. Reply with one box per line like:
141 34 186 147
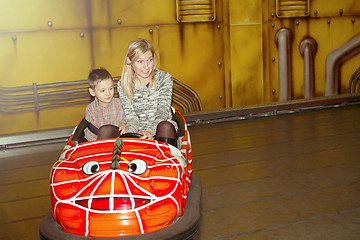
176 0 216 22
0 31 92 87
276 0 310 18
230 24 264 107
230 0 262 24
267 16 360 101
0 0 89 31
95 0 177 27
1 0 359 136
0 105 87 135
309 0 360 17
229 0 264 107
158 24 225 111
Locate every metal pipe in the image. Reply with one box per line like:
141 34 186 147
32 83 39 112
349 67 360 93
325 33 360 96
173 87 196 112
275 28 292 101
0 80 88 93
172 92 193 112
173 78 203 111
300 37 317 99
0 76 202 114
171 98 187 113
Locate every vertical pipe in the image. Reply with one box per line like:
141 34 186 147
32 83 39 112
300 37 317 99
275 28 292 101
32 83 40 122
325 33 360 96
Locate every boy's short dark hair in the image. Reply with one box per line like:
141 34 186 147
88 68 113 89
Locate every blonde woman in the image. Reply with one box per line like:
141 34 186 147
117 39 177 146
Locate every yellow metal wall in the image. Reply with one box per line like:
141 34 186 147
229 0 264 106
0 0 359 135
0 0 225 135
264 0 360 101
229 0 360 106
0 0 93 135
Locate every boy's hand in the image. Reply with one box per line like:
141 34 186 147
118 123 126 135
139 129 153 140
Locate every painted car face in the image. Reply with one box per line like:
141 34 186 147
50 115 192 237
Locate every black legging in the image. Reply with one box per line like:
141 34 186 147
97 124 120 140
96 121 177 146
155 121 177 146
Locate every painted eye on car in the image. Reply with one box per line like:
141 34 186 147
82 161 100 175
128 159 148 175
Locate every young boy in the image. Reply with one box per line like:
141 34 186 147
84 68 126 141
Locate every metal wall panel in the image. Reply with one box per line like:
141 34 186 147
230 24 264 106
1 0 359 136
309 0 360 17
0 31 92 87
93 0 177 27
0 0 225 135
176 0 216 22
158 24 225 111
267 16 360 100
265 0 360 102
229 0 264 107
0 0 89 30
276 0 310 18
0 105 87 135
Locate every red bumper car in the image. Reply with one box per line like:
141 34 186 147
40 110 201 239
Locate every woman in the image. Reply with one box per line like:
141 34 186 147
117 39 177 146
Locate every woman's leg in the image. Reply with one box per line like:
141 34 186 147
155 121 177 146
97 125 120 140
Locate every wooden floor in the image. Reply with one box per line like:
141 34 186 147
1 104 360 240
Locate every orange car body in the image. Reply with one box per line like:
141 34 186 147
50 110 192 237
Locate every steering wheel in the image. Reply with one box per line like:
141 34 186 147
119 132 143 138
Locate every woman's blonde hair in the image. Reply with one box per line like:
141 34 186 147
120 39 158 102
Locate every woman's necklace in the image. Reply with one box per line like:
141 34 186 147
135 77 149 87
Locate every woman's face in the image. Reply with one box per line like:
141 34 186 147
131 50 154 81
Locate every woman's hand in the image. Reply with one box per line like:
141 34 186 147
139 129 153 140
118 123 126 135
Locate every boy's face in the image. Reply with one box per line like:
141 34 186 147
89 78 114 107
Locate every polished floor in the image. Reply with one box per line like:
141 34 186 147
1 104 360 239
